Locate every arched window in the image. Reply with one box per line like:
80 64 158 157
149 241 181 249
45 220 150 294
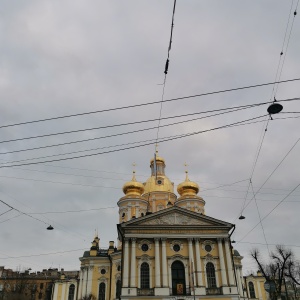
68 284 75 300
206 262 217 288
171 261 186 295
116 280 121 298
140 262 150 289
248 282 256 298
98 282 105 300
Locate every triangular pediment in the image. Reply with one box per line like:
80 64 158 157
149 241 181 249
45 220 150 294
120 206 233 228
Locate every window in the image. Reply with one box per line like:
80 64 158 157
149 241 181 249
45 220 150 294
205 244 212 252
141 244 149 252
40 283 44 290
173 244 180 252
206 262 217 288
100 269 106 275
140 262 150 289
98 283 105 300
248 282 256 298
116 280 121 299
68 284 75 300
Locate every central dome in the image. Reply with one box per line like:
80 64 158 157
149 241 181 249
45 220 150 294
143 152 174 194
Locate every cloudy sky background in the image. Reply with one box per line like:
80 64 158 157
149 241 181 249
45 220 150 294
0 0 300 274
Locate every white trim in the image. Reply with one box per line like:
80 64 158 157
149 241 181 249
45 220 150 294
138 257 152 289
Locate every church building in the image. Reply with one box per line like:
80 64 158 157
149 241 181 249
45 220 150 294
53 152 245 300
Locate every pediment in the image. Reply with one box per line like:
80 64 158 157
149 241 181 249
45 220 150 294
121 206 232 228
138 212 210 226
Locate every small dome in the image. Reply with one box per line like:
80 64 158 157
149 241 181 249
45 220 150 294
177 171 199 196
233 249 241 256
150 154 165 165
123 171 144 196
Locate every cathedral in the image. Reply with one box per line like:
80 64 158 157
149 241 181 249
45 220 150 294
52 152 246 300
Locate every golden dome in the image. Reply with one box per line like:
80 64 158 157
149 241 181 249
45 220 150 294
143 175 174 194
123 171 144 196
150 155 165 165
177 171 199 196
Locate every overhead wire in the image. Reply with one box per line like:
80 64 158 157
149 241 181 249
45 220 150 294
238 182 300 242
0 101 264 149
270 0 296 101
0 106 261 164
250 179 270 254
274 0 299 98
155 0 177 145
239 137 300 213
0 114 267 168
0 80 298 130
0 199 49 225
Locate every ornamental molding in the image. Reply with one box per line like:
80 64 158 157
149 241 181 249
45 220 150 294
168 255 188 268
170 240 183 252
98 266 109 274
138 239 152 251
138 254 152 266
202 240 215 252
203 254 217 268
98 277 107 284
140 212 209 225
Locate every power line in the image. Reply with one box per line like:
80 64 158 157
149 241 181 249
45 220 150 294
156 0 177 144
238 182 300 242
238 137 300 214
0 78 299 129
0 114 267 168
274 0 299 97
0 248 87 259
0 199 48 225
270 0 297 101
0 102 260 150
0 106 258 164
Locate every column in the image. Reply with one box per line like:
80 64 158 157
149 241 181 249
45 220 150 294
86 266 93 295
161 238 168 287
217 238 228 286
123 239 129 287
236 267 243 296
195 239 203 286
155 238 161 287
130 238 136 287
257 280 262 300
188 238 195 291
224 238 235 285
78 269 83 299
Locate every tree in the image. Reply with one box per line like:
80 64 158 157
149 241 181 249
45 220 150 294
250 245 297 300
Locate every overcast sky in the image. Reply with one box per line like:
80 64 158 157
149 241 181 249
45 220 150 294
0 0 300 275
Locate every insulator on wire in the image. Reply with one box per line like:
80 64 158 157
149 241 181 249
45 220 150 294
164 59 169 74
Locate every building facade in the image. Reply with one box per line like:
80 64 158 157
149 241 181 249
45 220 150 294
53 152 247 300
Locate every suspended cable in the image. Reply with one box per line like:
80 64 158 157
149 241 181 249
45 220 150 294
0 107 257 164
250 179 270 254
0 77 299 130
237 137 300 216
270 0 296 101
274 0 299 97
0 114 267 168
0 102 261 149
155 0 177 151
0 199 48 225
238 182 300 242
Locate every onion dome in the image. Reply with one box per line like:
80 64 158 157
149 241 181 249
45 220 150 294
150 154 165 165
122 171 144 196
177 171 199 196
